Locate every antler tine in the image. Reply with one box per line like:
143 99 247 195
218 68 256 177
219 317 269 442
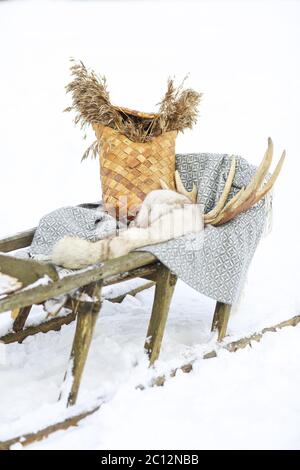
209 140 285 226
208 138 273 225
207 188 246 226
228 137 273 211
204 157 236 223
251 149 286 205
160 179 170 190
175 170 198 203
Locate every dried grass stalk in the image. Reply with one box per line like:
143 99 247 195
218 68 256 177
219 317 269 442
65 60 202 159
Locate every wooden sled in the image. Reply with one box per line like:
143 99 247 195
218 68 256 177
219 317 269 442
0 220 232 407
1 222 300 449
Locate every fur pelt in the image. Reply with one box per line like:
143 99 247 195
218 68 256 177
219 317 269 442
52 189 203 269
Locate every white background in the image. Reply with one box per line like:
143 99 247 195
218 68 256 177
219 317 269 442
0 0 299 238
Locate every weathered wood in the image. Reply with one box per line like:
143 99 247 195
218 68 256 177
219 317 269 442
0 228 36 253
102 263 158 287
12 306 32 332
0 252 156 314
0 403 102 450
225 314 300 352
11 309 20 320
0 254 58 288
45 297 68 320
144 265 177 365
149 314 300 387
107 281 155 303
60 282 103 407
211 301 231 341
0 310 77 344
0 280 157 344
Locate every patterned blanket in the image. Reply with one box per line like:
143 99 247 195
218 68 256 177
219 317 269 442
30 153 270 304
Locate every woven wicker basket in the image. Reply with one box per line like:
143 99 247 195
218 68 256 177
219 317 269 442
93 107 177 219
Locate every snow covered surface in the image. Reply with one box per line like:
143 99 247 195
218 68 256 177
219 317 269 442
0 0 299 450
0 273 22 296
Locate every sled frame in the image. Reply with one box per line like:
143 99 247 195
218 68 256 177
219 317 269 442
0 223 231 407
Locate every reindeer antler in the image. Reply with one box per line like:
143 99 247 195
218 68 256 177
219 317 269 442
174 170 198 203
206 138 285 225
161 138 285 226
160 170 198 202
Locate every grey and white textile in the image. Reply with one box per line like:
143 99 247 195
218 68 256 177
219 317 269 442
29 153 269 304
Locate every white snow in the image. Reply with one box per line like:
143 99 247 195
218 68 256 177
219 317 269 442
0 273 22 296
22 274 52 291
0 0 299 450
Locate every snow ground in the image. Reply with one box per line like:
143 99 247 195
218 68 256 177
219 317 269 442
0 0 300 450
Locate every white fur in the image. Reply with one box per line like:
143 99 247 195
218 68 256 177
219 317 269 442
52 189 203 269
134 189 191 227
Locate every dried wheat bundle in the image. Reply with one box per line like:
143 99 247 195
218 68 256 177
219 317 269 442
157 77 201 134
65 60 202 156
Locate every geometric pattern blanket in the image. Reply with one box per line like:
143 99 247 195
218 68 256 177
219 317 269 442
29 153 270 304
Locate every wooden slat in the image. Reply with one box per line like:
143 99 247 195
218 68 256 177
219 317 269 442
0 278 156 344
61 282 103 407
102 263 158 287
0 252 157 313
107 281 155 303
0 254 59 287
147 314 300 388
144 265 177 365
211 301 231 341
0 311 77 344
0 228 36 253
12 306 32 332
0 403 102 450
